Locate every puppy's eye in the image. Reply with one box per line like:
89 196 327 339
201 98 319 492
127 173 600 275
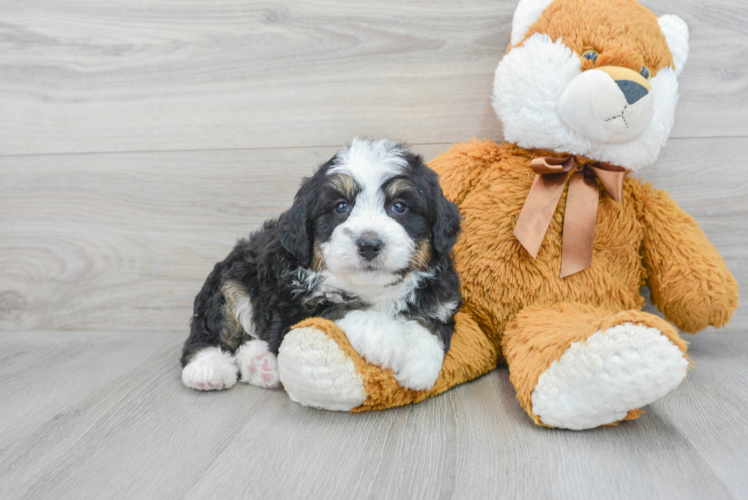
583 50 599 63
392 202 407 214
640 66 651 79
335 201 350 214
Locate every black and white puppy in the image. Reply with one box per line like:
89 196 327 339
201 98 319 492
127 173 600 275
181 139 461 392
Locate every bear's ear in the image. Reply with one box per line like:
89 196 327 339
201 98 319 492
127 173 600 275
510 0 554 46
658 15 689 76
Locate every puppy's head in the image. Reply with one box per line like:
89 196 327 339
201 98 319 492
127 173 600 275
279 139 460 286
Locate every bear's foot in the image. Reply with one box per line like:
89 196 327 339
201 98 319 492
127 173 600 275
503 304 690 430
278 326 367 411
531 322 688 430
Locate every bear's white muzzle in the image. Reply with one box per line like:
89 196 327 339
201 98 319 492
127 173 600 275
558 66 654 145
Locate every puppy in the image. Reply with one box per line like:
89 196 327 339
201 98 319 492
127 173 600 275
180 139 462 392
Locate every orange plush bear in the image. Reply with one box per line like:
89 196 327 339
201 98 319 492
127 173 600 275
276 0 739 429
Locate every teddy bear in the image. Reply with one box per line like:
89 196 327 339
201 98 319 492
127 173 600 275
273 0 739 430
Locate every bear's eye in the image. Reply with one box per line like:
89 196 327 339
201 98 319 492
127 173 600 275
640 66 651 79
583 50 599 63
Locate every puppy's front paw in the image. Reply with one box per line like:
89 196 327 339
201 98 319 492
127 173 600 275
182 347 238 391
236 340 281 389
394 326 444 391
335 310 408 371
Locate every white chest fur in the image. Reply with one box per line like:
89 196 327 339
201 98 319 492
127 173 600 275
318 268 432 316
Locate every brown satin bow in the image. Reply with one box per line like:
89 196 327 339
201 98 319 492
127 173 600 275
513 156 626 278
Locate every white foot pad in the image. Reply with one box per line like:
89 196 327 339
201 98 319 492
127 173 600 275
182 347 238 391
277 327 367 411
236 340 281 388
531 322 688 430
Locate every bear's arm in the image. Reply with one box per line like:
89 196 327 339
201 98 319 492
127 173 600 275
640 184 739 333
428 140 503 206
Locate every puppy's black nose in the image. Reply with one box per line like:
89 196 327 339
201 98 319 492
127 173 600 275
357 238 383 261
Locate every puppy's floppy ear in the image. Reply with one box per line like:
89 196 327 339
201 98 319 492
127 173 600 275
279 177 312 265
432 185 461 258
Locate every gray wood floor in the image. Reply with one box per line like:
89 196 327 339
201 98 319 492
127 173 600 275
1 0 746 499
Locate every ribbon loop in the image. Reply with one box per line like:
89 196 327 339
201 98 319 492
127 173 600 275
529 156 576 175
513 156 626 277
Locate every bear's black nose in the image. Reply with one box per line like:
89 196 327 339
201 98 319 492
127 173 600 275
616 80 649 105
357 238 383 261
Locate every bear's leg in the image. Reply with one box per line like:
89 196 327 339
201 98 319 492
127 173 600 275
277 310 498 411
502 303 690 430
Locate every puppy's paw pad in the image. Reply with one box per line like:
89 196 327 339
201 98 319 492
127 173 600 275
182 348 238 391
195 380 222 390
236 340 281 389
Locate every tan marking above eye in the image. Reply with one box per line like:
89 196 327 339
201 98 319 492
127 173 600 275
387 178 414 197
328 174 357 199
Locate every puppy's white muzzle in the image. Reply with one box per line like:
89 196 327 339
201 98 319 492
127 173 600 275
558 66 654 145
324 219 414 279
